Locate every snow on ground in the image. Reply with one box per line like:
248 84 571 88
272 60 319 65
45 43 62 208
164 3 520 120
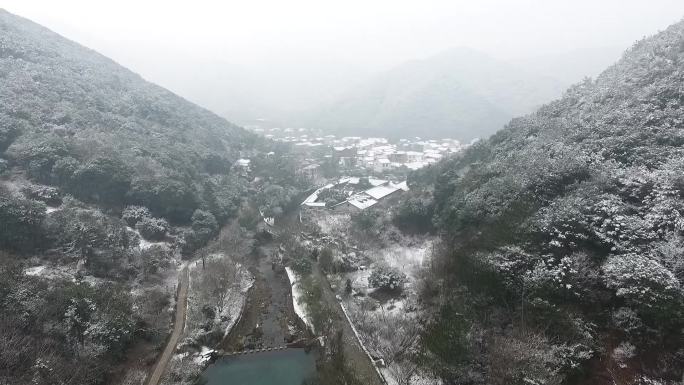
165 254 254 385
128 228 171 250
187 254 254 337
138 237 170 251
193 346 216 365
220 270 253 338
314 212 351 234
340 238 434 304
328 238 436 385
285 267 314 332
45 205 61 214
366 239 433 283
24 265 47 276
380 367 442 385
0 179 25 194
24 263 77 281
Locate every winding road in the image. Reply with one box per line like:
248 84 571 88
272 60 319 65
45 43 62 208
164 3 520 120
145 265 189 385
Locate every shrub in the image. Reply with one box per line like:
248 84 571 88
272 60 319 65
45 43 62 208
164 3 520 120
291 255 313 275
612 342 636 368
612 307 644 336
127 176 199 223
351 209 379 231
318 189 347 207
44 205 131 277
22 185 62 206
138 245 172 278
179 229 200 256
345 279 353 295
122 205 152 227
319 248 334 272
424 303 471 367
0 117 20 152
202 176 244 223
191 209 218 243
8 134 70 183
603 253 681 316
51 156 79 185
369 264 407 292
394 195 434 232
0 193 46 252
72 157 132 205
357 177 372 189
135 217 169 241
257 183 299 218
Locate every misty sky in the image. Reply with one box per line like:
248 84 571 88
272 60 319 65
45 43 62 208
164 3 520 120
4 0 684 122
6 0 684 67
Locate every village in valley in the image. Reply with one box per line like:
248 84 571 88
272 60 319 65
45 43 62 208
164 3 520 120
244 125 474 212
229 125 474 384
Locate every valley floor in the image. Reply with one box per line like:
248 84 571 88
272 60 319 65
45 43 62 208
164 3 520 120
303 209 441 385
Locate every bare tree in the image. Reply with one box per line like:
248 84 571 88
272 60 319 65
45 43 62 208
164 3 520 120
199 257 241 314
216 221 255 260
387 358 420 385
349 301 423 384
374 305 421 367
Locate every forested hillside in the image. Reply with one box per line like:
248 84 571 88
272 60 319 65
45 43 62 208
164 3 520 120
299 48 563 140
0 9 261 225
406 20 684 384
0 10 307 384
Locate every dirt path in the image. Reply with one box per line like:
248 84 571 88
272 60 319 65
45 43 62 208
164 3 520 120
145 265 189 385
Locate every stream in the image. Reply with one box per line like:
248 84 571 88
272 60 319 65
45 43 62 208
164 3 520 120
203 211 318 384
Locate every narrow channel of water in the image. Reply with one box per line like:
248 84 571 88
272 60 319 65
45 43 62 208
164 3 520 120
201 348 317 385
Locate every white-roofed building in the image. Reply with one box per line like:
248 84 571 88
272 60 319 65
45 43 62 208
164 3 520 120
365 185 400 200
391 181 410 191
368 178 388 187
234 158 251 174
373 158 391 173
347 194 378 210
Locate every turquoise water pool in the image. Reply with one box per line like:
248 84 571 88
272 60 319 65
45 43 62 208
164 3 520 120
201 349 317 385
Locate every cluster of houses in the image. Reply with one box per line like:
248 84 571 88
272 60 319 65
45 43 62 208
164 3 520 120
249 127 470 177
301 177 409 211
302 135 466 173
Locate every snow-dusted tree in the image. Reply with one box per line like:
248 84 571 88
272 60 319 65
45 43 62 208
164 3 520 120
603 253 681 315
135 216 168 241
121 205 151 227
612 341 636 369
368 264 407 292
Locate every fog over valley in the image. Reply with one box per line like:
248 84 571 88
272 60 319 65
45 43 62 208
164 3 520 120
6 0 684 137
1 2 684 385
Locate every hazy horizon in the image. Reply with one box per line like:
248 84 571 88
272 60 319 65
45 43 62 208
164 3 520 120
5 1 684 128
2 4 684 384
